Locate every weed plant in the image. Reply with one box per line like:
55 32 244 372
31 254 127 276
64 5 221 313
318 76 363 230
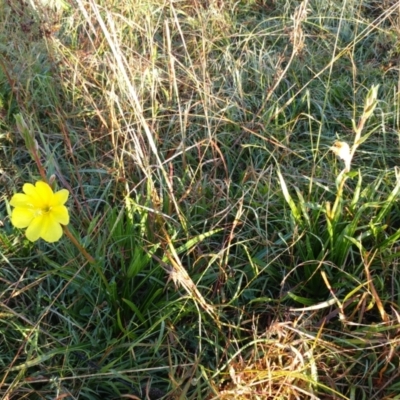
1 0 400 399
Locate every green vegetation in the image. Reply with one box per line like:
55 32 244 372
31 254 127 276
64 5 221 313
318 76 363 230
1 0 400 398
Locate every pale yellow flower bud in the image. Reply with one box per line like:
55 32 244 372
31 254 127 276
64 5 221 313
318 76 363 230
330 141 351 172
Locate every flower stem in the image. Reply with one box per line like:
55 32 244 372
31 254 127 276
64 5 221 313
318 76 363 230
32 149 48 182
63 226 96 264
63 225 110 291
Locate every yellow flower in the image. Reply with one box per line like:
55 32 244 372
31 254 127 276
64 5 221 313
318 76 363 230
10 181 69 243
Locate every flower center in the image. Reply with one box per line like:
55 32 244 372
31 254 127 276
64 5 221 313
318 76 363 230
35 206 52 217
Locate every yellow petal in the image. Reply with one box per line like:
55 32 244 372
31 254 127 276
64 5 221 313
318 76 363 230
52 189 69 206
22 183 43 208
25 216 44 242
50 205 69 225
11 207 35 228
10 193 31 208
40 214 63 242
35 181 54 204
25 214 62 242
22 183 36 196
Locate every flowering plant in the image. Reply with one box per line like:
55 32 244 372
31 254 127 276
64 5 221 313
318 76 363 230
9 114 96 264
10 181 69 243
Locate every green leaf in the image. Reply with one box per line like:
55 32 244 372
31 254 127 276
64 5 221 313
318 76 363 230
277 170 302 226
122 298 146 323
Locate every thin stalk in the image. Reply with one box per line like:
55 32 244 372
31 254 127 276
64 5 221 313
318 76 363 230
63 226 96 264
